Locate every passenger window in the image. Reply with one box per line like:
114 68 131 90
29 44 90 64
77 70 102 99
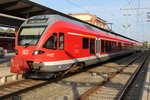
105 41 109 52
90 39 95 54
108 41 111 52
59 33 64 50
82 37 89 49
96 39 100 53
101 40 105 53
112 42 116 51
118 42 122 50
43 33 57 50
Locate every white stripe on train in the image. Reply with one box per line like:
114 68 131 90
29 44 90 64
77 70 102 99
41 51 133 66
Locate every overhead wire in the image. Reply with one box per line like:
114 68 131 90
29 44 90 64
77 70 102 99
131 0 148 42
125 0 146 41
65 0 92 14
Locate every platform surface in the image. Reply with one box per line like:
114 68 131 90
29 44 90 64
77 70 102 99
141 59 150 100
0 53 15 77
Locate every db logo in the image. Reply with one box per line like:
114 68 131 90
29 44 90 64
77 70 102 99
22 49 29 55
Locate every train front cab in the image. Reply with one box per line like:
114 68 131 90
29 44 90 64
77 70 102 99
10 25 68 78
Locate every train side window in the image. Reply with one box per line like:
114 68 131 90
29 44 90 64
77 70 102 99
59 33 64 50
118 42 122 50
43 33 57 50
96 39 100 53
105 40 109 52
101 40 105 53
108 41 111 52
82 37 89 49
125 43 128 50
112 42 116 51
90 39 95 54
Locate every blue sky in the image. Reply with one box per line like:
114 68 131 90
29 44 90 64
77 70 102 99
32 0 150 42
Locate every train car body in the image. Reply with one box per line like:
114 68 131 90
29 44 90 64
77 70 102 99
11 15 141 78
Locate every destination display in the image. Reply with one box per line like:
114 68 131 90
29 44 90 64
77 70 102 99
27 19 48 24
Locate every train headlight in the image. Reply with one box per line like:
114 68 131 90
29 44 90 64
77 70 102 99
33 50 45 55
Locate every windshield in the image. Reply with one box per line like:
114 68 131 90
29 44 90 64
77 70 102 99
18 26 46 46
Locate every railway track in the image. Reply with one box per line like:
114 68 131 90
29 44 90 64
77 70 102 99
0 51 146 100
121 51 150 100
0 79 48 99
79 51 150 100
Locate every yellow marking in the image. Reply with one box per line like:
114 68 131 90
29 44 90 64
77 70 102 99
81 34 96 38
68 32 96 38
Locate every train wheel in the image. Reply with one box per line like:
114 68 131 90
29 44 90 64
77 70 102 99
60 62 84 77
79 63 84 71
69 63 81 73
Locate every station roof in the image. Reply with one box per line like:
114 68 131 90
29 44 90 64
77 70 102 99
0 0 67 27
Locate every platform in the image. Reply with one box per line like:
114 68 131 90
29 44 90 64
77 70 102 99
141 58 150 100
0 53 15 68
0 53 15 77
0 53 21 85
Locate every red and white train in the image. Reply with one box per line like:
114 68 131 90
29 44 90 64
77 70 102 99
11 14 141 78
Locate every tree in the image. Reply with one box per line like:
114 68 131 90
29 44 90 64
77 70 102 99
5 28 14 33
0 27 4 32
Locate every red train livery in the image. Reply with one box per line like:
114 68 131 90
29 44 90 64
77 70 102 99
11 15 141 78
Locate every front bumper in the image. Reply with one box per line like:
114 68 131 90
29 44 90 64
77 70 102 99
11 57 30 74
32 62 72 72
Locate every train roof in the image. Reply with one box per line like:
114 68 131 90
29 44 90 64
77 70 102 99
23 14 140 43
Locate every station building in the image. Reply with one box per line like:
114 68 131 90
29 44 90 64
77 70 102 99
68 13 107 29
148 42 150 49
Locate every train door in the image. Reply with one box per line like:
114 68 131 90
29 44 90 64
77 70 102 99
96 38 100 55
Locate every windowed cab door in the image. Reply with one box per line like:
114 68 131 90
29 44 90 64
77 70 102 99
42 32 65 62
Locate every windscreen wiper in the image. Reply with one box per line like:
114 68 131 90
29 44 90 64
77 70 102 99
25 43 30 48
25 39 34 48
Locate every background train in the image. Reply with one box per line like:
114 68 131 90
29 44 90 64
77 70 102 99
11 14 141 78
